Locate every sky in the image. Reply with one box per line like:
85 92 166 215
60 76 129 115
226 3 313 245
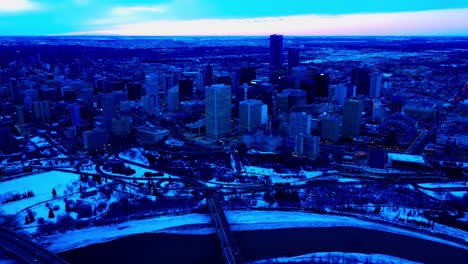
0 0 467 36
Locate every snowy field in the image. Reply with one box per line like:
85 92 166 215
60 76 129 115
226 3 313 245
418 188 467 200
249 252 421 264
118 148 149 165
418 182 468 189
0 171 80 215
242 166 323 184
30 136 50 148
40 210 468 253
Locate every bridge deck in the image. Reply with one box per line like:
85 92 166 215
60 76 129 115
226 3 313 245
206 193 243 264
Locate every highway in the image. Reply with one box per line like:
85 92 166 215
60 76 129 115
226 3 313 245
206 193 243 264
0 226 68 264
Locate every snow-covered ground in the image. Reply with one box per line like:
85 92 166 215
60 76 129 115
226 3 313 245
418 188 467 200
118 148 149 165
418 182 468 189
242 166 322 184
40 210 468 254
0 171 80 215
249 252 421 264
30 136 50 148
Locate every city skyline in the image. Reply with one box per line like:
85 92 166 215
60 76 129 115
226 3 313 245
0 0 467 36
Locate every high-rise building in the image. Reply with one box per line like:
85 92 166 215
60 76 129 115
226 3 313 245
390 94 404 114
287 49 300 76
369 73 382 98
178 79 193 101
239 67 256 86
269 34 283 69
277 89 307 114
70 103 82 126
83 129 109 150
16 105 25 124
204 65 213 87
111 116 133 137
333 84 348 106
342 98 363 139
314 73 330 98
167 85 179 113
32 100 51 123
321 116 341 142
352 68 371 97
101 93 115 130
205 84 232 139
145 73 159 107
295 134 320 157
300 79 315 104
127 82 143 101
239 99 267 132
289 112 312 138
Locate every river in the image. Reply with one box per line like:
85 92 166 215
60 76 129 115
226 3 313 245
58 226 468 264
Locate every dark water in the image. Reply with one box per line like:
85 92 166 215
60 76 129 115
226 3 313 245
58 227 468 264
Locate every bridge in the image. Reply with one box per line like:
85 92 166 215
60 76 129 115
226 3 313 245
0 226 68 264
206 192 243 264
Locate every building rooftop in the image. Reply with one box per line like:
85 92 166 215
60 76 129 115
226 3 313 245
388 153 425 164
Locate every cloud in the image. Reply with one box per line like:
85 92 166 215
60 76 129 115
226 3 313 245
0 0 43 13
88 4 168 25
66 8 468 36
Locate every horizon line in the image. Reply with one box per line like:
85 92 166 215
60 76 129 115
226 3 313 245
0 34 467 38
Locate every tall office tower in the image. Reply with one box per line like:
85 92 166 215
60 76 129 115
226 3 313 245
289 112 312 137
269 34 284 69
145 73 159 108
16 105 25 124
127 82 143 101
178 79 194 101
277 89 307 114
295 134 320 157
195 71 205 96
9 78 18 102
70 103 82 126
239 67 256 86
314 73 330 98
101 93 115 130
369 73 382 98
205 84 232 139
167 85 179 113
300 79 315 104
342 98 363 139
390 94 404 114
333 84 348 106
239 99 267 132
351 68 371 96
32 100 51 123
321 116 341 142
287 49 300 76
204 65 213 87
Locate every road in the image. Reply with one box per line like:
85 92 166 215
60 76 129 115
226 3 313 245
0 226 68 264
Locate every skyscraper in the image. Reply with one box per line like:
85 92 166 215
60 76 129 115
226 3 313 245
204 65 213 87
269 34 283 69
167 85 179 113
101 93 115 130
287 49 300 76
205 84 232 139
239 99 267 133
352 68 371 96
178 79 194 101
314 73 330 98
333 84 348 106
32 100 51 123
321 116 341 142
369 73 382 98
342 98 363 139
